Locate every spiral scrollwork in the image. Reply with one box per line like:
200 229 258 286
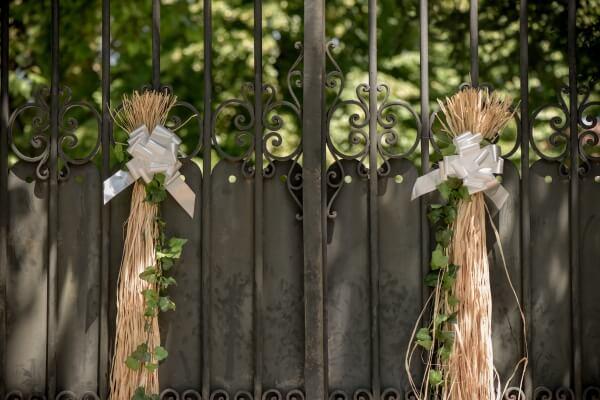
261 389 283 400
328 390 348 400
503 387 526 400
261 42 303 177
160 388 182 400
584 386 600 400
375 83 421 173
164 100 204 159
8 85 100 181
209 390 230 400
284 390 305 400
380 388 401 400
212 82 256 177
182 390 202 400
533 386 575 400
233 391 253 400
352 389 372 400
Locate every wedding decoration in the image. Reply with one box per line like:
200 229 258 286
106 91 191 400
406 88 527 400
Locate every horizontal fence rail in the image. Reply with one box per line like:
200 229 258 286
1 0 599 400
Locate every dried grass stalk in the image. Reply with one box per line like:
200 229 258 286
109 90 176 400
440 88 515 400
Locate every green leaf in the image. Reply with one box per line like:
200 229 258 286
447 295 460 307
145 362 159 372
161 257 174 271
168 237 188 258
458 185 470 201
132 387 147 400
444 206 457 224
428 207 443 224
435 228 453 247
438 330 455 346
154 346 169 361
439 345 453 362
159 296 176 312
442 273 455 290
424 272 440 287
126 356 141 371
143 289 159 305
416 339 433 350
437 181 451 200
440 143 456 156
139 267 157 283
434 313 449 327
114 143 124 163
159 276 177 289
429 369 443 387
131 343 150 362
430 245 448 270
416 327 431 341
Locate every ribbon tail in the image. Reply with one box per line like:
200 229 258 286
103 170 136 205
484 183 509 210
411 169 442 201
166 178 196 218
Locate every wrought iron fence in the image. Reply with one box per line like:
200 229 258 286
0 0 599 400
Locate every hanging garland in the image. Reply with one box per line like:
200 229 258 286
406 88 528 400
103 91 194 400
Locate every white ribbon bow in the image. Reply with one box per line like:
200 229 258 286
103 124 196 218
411 131 509 209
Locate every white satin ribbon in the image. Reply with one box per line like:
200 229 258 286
411 131 509 209
103 124 196 218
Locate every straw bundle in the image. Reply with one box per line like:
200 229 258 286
110 91 177 400
438 88 514 400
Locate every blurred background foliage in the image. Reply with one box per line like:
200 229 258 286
4 0 600 172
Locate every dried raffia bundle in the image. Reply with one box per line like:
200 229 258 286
406 88 527 400
106 91 194 400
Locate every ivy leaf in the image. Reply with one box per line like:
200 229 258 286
437 181 451 200
154 346 169 361
417 339 433 350
434 313 449 328
430 245 448 270
131 343 150 362
416 327 431 342
114 143 124 163
143 289 159 306
144 362 159 372
444 206 457 224
441 143 456 157
168 237 188 258
126 356 141 371
447 294 460 308
440 345 453 362
159 276 177 289
442 273 455 290
429 369 443 387
458 185 470 201
159 296 176 312
161 257 174 271
428 207 444 224
435 228 453 247
139 267 157 283
424 272 440 287
132 387 147 400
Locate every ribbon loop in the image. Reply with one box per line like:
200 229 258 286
411 132 508 209
103 124 196 218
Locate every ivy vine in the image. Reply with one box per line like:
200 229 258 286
416 177 470 390
126 173 188 400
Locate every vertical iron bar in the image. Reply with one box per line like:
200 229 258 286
99 0 111 396
567 0 581 396
469 0 479 87
201 0 213 397
367 0 380 399
0 2 9 397
419 0 430 311
152 0 160 89
47 0 60 397
302 1 327 399
253 1 264 399
518 0 532 397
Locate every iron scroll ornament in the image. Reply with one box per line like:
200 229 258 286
324 40 421 218
530 82 600 176
7 86 101 181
